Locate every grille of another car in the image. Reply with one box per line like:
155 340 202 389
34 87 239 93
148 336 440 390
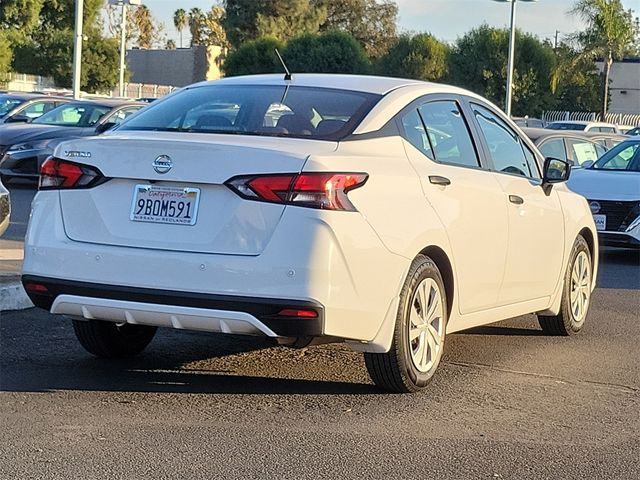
592 200 640 231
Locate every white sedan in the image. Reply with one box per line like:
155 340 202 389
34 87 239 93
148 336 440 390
568 139 640 249
22 74 598 392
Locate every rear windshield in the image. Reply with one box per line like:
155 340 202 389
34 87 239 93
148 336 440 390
119 85 381 140
546 122 586 131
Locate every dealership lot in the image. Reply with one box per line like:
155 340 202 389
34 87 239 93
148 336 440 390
1 185 639 479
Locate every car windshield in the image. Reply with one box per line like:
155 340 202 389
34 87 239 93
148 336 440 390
0 96 24 118
591 141 640 171
546 122 586 131
33 103 112 127
119 85 381 140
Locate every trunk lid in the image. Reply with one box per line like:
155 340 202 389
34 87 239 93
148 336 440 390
57 132 337 256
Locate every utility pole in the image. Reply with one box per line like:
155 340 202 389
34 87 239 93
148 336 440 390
72 0 84 99
109 0 141 98
554 30 559 49
119 1 127 97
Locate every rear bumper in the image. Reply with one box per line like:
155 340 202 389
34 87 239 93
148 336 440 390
23 275 324 337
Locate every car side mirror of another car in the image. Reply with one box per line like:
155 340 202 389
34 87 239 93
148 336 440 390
581 160 594 169
6 114 31 124
542 157 571 191
95 122 117 134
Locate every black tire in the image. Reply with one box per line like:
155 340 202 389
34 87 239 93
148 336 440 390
365 255 448 393
538 235 592 336
72 320 157 358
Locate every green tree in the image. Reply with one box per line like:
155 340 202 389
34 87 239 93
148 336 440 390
378 33 449 81
222 36 285 76
222 0 324 46
0 0 45 42
173 8 188 48
255 1 326 43
284 31 370 74
570 0 639 117
0 31 12 72
10 0 121 92
313 0 398 58
222 0 268 47
188 8 206 46
550 43 601 112
448 25 556 116
129 5 165 49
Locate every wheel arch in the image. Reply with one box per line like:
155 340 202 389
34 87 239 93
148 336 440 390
418 245 454 319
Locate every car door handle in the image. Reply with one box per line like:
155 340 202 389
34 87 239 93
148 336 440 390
509 195 524 205
429 176 451 186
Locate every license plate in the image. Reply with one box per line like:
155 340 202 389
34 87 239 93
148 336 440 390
593 214 606 231
130 185 200 226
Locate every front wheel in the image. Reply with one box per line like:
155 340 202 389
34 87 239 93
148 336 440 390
72 320 157 358
538 235 592 335
365 255 447 393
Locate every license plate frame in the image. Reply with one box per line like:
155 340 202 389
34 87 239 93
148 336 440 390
130 184 200 226
593 214 606 231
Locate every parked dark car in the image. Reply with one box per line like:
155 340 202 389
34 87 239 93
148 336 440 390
0 100 144 184
0 93 71 125
522 127 608 167
0 176 9 236
624 126 640 136
512 116 545 128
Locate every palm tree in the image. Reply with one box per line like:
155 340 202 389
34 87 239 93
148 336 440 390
173 8 188 48
570 0 638 118
188 8 205 47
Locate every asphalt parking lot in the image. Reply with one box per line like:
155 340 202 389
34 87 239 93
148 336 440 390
1 185 639 479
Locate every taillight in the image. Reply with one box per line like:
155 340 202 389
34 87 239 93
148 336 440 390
226 172 368 211
39 157 106 190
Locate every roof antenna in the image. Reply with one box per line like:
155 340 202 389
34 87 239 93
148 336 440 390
275 49 292 81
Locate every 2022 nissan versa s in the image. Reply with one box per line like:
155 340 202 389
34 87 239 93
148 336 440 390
22 75 598 392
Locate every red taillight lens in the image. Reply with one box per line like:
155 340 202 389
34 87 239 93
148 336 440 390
226 172 368 211
24 282 49 294
39 157 106 190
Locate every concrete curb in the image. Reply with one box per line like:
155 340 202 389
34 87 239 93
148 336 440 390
0 275 33 312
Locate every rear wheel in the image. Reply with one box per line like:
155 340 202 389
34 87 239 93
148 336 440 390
365 255 447 393
538 235 592 335
72 320 157 358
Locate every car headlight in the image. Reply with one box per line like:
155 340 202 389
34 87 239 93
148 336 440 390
6 140 51 153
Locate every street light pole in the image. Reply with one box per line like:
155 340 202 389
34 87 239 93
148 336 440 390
119 1 127 97
72 0 84 99
505 0 517 117
109 0 141 98
493 0 537 117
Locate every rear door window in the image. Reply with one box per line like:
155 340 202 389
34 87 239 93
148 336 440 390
414 100 480 168
565 138 600 165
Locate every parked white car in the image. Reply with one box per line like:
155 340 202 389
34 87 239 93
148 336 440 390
22 74 598 392
568 139 640 249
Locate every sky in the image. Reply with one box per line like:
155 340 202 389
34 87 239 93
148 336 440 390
139 0 638 47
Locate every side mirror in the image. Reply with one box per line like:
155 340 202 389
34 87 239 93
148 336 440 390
5 114 31 124
95 121 117 134
581 160 594 169
542 157 571 190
